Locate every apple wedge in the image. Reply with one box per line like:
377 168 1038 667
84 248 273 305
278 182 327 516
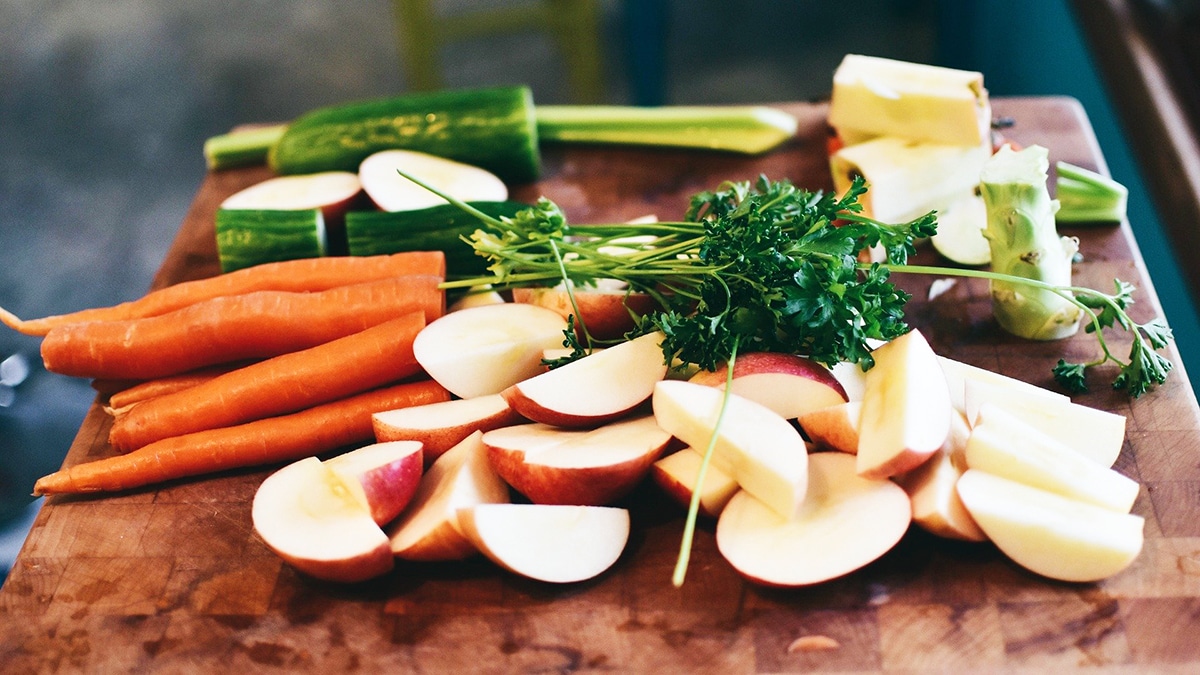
511 285 659 341
857 329 952 479
456 503 630 583
502 331 669 427
650 448 740 518
893 411 986 542
938 355 1069 414
220 170 363 221
324 440 424 527
372 394 526 464
413 303 571 399
686 352 848 420
956 469 1145 583
964 403 1139 513
797 401 862 454
963 378 1126 467
652 379 809 518
715 452 912 587
387 431 511 562
358 148 508 212
482 415 671 506
829 361 869 402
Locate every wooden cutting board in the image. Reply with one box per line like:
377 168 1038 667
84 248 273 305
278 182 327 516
3 98 1199 673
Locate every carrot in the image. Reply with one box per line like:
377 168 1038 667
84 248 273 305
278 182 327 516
108 312 427 452
33 379 450 495
104 363 252 414
39 275 444 380
0 251 445 337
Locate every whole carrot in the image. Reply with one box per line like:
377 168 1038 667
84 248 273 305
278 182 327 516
40 275 444 380
33 379 450 495
0 251 445 337
108 312 426 452
104 362 253 414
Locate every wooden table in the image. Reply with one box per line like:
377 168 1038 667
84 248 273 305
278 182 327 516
3 98 1199 673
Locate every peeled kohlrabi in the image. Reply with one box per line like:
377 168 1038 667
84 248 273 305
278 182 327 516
980 144 1082 340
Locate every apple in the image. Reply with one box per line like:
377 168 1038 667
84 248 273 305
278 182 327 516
797 401 862 454
220 171 363 221
447 286 506 312
456 503 631 583
502 331 668 427
323 440 424 526
387 431 511 562
482 414 671 505
252 442 426 583
962 378 1126 467
964 403 1139 513
893 410 986 542
372 394 526 464
650 448 740 518
715 452 912 587
652 379 809 518
938 355 1068 414
829 360 869 401
856 329 953 479
511 285 659 341
412 302 571 399
686 352 848 420
956 469 1145 583
358 149 508 212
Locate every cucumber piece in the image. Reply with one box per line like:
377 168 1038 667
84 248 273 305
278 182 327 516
345 201 529 278
269 85 541 184
535 105 799 155
215 208 327 273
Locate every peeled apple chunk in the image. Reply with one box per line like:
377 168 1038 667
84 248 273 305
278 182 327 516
358 148 508 212
456 503 630 583
220 171 363 217
956 470 1144 583
715 452 912 587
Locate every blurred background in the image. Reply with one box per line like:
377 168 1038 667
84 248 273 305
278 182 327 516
2 0 1197 582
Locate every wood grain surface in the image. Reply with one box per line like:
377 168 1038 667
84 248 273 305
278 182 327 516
3 98 1199 673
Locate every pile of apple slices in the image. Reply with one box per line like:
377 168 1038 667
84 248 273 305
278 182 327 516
252 299 1143 588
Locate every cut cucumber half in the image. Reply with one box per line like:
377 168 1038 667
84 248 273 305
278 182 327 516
215 208 327 273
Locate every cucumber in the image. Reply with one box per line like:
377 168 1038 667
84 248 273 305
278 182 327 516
215 208 327 273
268 85 541 184
345 201 529 278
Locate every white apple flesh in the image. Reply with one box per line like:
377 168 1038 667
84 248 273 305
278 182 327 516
893 411 986 542
650 448 740 518
220 171 363 221
482 415 672 506
715 452 912 587
686 352 848 420
323 440 424 527
797 401 862 454
652 379 809 518
372 394 526 464
412 303 571 400
956 469 1145 583
358 148 508 212
938 355 1069 414
502 331 669 427
456 503 631 583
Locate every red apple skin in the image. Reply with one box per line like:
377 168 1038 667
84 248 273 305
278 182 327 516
372 399 528 464
324 441 425 527
499 386 644 429
511 287 659 341
687 352 848 419
797 401 862 454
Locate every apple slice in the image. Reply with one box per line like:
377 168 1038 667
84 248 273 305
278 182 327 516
502 331 669 427
252 454 396 583
447 286 506 312
857 329 952 479
358 149 508 212
511 285 659 341
220 171 363 221
387 431 511 562
652 379 809 518
715 452 911 587
686 352 848 420
938 355 1068 414
482 415 671 505
650 448 740 518
413 303 570 399
893 411 986 541
956 469 1144 583
324 440 424 527
829 361 869 401
964 403 1139 513
372 394 526 464
963 378 1126 467
456 503 630 583
797 401 862 454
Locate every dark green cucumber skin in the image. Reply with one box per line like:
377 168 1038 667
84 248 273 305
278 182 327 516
345 201 529 278
215 208 327 273
268 86 541 184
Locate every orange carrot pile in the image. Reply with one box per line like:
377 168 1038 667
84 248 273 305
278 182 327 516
39 275 444 379
108 312 427 452
33 379 450 495
0 252 445 336
104 363 251 414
